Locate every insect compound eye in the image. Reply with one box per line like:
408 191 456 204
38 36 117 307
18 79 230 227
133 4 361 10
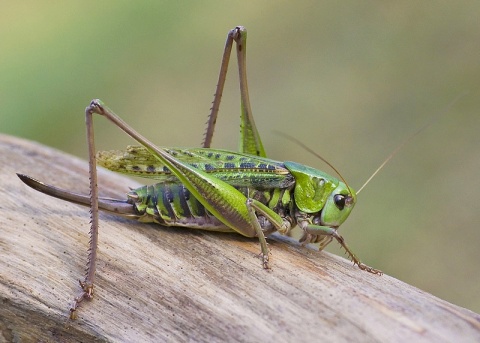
334 194 346 210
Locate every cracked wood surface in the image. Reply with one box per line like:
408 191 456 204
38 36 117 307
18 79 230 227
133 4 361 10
1 134 480 342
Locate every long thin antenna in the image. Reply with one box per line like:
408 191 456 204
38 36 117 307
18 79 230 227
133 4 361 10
275 131 354 196
357 92 467 194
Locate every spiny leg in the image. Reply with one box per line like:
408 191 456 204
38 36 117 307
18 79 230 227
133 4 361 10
245 199 270 269
87 100 272 262
203 27 235 148
70 104 101 319
246 198 292 269
303 224 383 275
203 26 265 157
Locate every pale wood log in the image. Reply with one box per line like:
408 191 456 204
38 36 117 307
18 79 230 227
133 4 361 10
1 134 479 342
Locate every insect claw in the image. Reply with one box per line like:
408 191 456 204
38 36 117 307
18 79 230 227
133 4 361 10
69 308 78 321
262 255 270 270
69 281 93 320
255 251 270 269
357 262 383 275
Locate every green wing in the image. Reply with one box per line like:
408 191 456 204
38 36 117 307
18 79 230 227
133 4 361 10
97 146 294 189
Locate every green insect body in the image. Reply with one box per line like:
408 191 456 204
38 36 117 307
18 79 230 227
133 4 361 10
96 146 353 248
17 26 380 319
108 147 295 231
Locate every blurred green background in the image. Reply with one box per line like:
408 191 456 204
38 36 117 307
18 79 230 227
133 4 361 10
2 2 479 313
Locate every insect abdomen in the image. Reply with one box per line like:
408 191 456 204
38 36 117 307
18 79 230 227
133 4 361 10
128 183 231 231
128 183 294 233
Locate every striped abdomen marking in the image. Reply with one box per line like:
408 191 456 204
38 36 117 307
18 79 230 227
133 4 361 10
128 182 294 234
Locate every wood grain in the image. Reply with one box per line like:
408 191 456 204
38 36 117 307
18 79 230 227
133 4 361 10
1 134 479 342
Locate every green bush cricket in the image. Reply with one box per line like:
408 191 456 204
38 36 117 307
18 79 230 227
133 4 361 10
17 26 402 320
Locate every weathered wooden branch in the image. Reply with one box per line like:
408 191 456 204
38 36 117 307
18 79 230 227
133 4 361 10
1 134 479 342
